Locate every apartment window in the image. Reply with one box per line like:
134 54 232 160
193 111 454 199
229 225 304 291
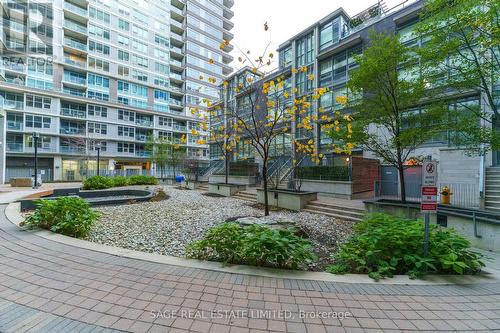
89 24 110 40
155 21 168 32
26 94 51 109
89 7 110 23
118 50 129 62
118 65 130 77
118 142 135 153
279 45 292 68
320 17 340 50
132 39 148 53
132 70 148 82
118 126 135 137
154 76 169 88
89 40 110 55
154 48 169 61
87 105 107 117
296 32 314 66
117 81 148 97
132 54 148 68
87 74 110 88
132 25 148 38
133 10 148 24
28 58 53 75
118 110 135 121
158 116 172 127
158 131 172 140
90 141 107 151
118 35 129 46
118 4 130 16
26 115 51 128
118 18 130 31
88 57 109 72
88 122 107 134
155 62 169 75
27 135 51 148
155 35 169 48
87 90 109 101
154 89 169 102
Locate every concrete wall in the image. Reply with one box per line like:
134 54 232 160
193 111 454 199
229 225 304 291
296 179 352 199
257 189 317 211
208 183 246 197
209 175 257 185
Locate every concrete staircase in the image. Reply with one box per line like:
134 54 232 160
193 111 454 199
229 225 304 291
197 183 208 191
485 167 500 211
233 190 257 202
303 201 365 222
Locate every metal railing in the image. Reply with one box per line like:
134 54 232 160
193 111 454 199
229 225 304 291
374 181 480 209
64 20 87 34
64 2 87 16
61 108 86 118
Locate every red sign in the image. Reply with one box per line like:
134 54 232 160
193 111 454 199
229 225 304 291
421 186 437 196
421 203 437 212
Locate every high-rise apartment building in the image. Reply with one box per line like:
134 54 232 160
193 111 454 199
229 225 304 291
0 0 234 182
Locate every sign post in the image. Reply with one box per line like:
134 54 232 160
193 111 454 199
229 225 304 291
421 159 438 257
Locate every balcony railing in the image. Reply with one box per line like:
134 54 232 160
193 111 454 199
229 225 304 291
64 20 87 34
170 45 183 54
60 128 86 135
3 100 23 110
6 143 23 152
7 121 23 131
172 124 187 131
64 38 87 51
4 20 26 34
63 74 86 85
135 134 148 142
63 57 87 69
60 145 86 153
170 73 183 81
135 151 150 157
169 99 183 106
135 119 153 127
170 59 184 67
64 2 87 16
61 108 86 118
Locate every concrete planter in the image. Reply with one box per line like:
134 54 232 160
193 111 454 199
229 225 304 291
181 181 198 190
209 174 257 185
208 183 247 197
295 179 353 199
364 199 500 252
256 188 318 211
10 178 33 187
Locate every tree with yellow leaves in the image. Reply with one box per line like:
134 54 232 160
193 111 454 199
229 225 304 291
193 23 353 215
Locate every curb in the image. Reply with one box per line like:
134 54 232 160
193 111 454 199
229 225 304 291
6 202 500 285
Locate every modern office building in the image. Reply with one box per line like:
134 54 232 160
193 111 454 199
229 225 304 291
210 0 498 207
0 0 233 182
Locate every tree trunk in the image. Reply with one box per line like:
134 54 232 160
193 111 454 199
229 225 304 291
262 157 269 216
225 157 229 184
397 159 406 204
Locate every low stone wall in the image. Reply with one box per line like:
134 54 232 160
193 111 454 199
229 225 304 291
257 189 317 211
295 179 352 199
365 200 500 252
10 178 33 187
209 175 257 185
208 183 247 197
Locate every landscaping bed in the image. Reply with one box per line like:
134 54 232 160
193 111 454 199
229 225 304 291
87 187 355 271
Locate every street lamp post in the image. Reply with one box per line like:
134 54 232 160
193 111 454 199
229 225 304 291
96 142 101 177
32 132 40 189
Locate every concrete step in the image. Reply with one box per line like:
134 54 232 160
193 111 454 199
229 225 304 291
484 206 500 211
302 208 363 222
304 205 365 219
307 201 366 214
233 193 256 202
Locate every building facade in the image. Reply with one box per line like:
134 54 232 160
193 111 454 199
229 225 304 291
1 0 233 182
211 0 498 207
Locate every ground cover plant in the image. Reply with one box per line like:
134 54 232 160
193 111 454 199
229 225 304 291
22 197 99 238
185 222 317 270
327 213 485 280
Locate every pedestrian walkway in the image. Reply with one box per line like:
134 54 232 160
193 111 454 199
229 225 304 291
1 195 500 332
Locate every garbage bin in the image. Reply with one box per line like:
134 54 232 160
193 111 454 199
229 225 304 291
175 175 185 183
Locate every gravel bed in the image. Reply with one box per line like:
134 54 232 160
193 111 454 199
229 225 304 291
87 186 356 270
85 195 140 202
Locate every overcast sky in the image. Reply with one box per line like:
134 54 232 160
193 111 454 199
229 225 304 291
229 0 404 70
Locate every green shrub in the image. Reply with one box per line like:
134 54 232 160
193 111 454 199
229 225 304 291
112 176 129 187
186 223 317 270
127 175 159 185
23 197 99 238
83 175 114 190
327 213 485 280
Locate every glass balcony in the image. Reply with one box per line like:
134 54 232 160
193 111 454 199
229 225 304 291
6 143 23 152
135 119 153 127
169 99 183 106
64 20 87 34
170 45 183 54
170 59 183 67
135 134 147 142
3 99 23 110
7 121 23 131
61 108 86 118
60 145 85 153
60 127 86 135
135 151 150 157
172 124 187 131
63 73 86 85
64 38 87 52
64 2 87 16
63 57 87 69
4 20 26 34
170 73 183 81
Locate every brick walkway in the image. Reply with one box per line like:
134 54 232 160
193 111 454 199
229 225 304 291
1 206 500 332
